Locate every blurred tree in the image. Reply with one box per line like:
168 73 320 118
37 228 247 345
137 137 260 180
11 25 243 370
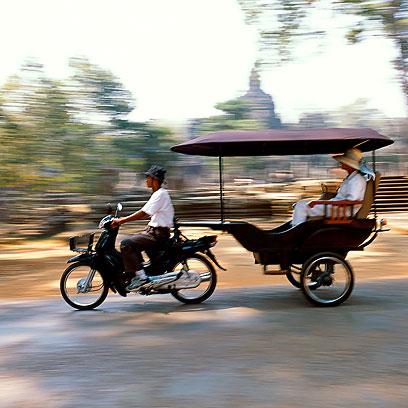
190 98 270 175
0 61 65 190
0 57 176 196
289 100 394 173
68 57 176 175
237 0 322 64
295 99 387 129
298 112 335 128
0 86 23 188
68 56 135 124
330 98 385 127
142 122 178 168
335 1 408 108
196 98 264 134
237 0 408 110
0 60 101 193
111 121 176 172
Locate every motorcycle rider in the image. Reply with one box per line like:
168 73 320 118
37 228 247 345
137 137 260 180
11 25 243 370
111 165 174 291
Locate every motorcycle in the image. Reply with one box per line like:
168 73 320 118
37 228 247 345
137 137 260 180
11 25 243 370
60 203 225 310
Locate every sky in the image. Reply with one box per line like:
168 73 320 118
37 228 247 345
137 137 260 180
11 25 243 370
0 0 406 123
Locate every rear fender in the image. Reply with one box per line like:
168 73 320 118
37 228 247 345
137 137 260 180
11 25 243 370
179 235 217 252
204 249 227 271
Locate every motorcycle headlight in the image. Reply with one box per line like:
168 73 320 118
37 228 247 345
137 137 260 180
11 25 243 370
99 215 113 229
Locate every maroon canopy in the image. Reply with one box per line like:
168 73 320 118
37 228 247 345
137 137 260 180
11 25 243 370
171 128 394 157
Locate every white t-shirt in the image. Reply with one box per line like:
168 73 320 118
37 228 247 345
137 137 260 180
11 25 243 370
332 171 367 202
329 170 367 217
141 188 174 228
292 171 368 226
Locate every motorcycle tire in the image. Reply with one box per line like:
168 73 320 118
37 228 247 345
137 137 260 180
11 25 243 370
60 262 109 310
171 254 217 304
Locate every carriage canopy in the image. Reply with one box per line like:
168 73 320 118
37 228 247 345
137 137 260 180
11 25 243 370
171 128 394 157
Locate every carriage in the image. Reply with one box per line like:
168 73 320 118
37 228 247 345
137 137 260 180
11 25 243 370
171 128 394 306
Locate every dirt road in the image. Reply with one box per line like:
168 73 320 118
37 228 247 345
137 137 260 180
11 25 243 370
1 280 408 408
1 216 408 407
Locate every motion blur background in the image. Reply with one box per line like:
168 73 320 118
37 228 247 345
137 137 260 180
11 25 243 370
1 0 407 242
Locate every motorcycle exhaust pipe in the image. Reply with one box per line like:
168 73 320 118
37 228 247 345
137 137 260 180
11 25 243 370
150 271 181 289
149 270 201 290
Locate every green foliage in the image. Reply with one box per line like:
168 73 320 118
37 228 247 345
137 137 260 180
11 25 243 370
190 97 270 174
111 121 177 171
68 57 135 121
237 0 408 108
334 0 408 104
238 0 321 64
0 58 176 195
298 99 388 128
196 97 265 135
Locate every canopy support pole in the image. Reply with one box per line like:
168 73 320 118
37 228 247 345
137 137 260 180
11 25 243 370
219 155 224 222
372 150 376 172
372 150 377 221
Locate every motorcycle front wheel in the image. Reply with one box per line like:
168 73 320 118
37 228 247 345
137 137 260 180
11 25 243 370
171 254 217 304
60 262 109 310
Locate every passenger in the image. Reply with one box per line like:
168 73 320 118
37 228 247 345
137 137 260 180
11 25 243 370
291 148 368 226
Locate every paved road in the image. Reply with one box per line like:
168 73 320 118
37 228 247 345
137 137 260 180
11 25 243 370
1 278 407 408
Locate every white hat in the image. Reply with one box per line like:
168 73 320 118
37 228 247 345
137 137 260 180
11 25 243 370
333 148 362 171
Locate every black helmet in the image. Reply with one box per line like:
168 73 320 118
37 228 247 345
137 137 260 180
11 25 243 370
144 165 166 183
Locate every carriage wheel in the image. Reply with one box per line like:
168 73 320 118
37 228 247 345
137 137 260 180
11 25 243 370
286 265 302 288
300 252 354 307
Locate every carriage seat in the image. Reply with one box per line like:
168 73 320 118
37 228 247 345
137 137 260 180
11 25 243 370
307 171 381 224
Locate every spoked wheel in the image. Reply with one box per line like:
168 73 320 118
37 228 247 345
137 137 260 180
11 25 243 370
300 253 354 307
171 254 217 304
60 262 109 310
286 264 302 288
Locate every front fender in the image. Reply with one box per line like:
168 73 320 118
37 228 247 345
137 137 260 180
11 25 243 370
67 252 95 264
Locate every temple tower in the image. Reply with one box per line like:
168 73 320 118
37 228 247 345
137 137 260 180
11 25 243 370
240 68 282 129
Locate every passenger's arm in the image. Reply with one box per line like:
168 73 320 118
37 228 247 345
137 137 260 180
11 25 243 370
308 200 364 223
308 200 363 208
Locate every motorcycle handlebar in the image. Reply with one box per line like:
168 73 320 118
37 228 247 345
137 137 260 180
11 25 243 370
99 203 123 229
99 215 115 229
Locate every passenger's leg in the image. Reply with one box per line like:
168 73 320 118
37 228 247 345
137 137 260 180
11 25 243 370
292 201 326 226
292 201 309 226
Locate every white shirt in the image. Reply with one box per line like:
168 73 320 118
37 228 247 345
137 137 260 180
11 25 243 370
332 171 367 202
292 171 368 226
141 188 174 228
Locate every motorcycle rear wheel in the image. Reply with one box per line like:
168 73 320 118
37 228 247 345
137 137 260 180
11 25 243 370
60 262 109 310
171 254 217 304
